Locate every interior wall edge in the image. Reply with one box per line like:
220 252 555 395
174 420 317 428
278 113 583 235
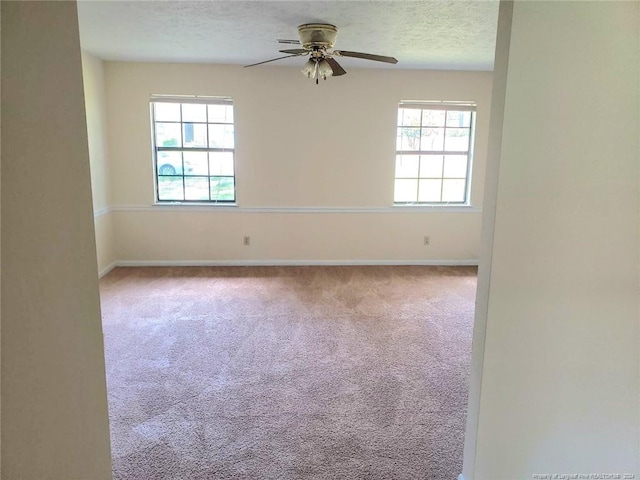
461 1 514 479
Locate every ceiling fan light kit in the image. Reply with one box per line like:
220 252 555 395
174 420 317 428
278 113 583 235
302 57 333 81
245 23 398 85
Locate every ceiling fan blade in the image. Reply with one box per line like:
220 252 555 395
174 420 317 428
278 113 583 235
325 57 347 76
277 39 301 45
279 49 308 55
333 50 398 64
244 54 304 68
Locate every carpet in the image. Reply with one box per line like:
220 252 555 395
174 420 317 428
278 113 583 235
99 265 477 479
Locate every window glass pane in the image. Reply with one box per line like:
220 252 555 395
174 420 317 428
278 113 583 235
398 127 421 151
209 124 234 148
422 110 445 127
158 176 184 201
443 155 468 178
184 177 210 201
395 105 473 204
442 179 466 202
181 103 207 123
183 151 208 176
398 108 421 127
156 152 183 176
394 179 418 203
208 104 233 123
444 128 470 151
210 177 235 201
183 123 207 148
419 155 444 178
446 110 471 128
153 100 236 204
395 155 419 178
418 179 442 202
209 152 234 176
421 128 444 151
155 122 181 147
154 103 180 122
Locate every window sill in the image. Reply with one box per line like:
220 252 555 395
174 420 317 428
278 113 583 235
392 203 479 212
153 202 238 208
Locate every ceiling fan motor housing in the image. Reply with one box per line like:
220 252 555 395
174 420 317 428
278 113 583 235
297 24 338 49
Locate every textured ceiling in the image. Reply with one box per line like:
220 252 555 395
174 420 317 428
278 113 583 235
77 1 499 71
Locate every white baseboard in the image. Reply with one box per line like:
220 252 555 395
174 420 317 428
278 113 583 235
98 262 117 278
111 259 479 268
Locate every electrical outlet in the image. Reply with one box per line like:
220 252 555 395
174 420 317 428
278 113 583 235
423 236 430 246
243 236 250 246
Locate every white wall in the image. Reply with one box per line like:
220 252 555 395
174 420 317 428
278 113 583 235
1 2 112 478
82 52 115 275
104 62 492 264
465 2 640 479
461 1 514 478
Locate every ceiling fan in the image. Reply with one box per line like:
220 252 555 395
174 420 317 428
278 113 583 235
244 23 398 84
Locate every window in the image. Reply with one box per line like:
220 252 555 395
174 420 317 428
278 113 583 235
394 102 475 204
151 96 235 203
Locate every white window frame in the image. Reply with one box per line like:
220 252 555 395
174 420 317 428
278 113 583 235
394 101 476 205
150 95 236 204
